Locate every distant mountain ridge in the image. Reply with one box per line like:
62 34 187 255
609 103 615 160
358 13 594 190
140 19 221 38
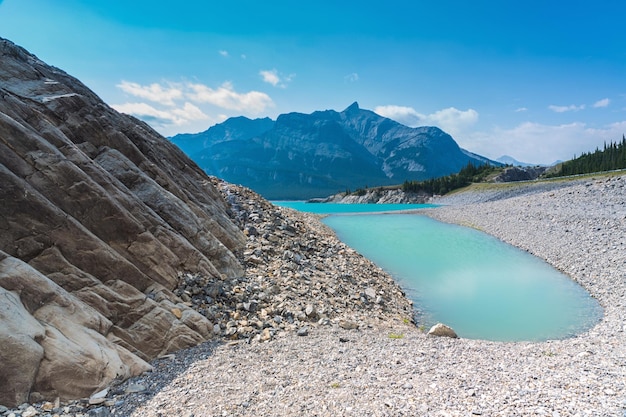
496 155 541 167
171 102 500 199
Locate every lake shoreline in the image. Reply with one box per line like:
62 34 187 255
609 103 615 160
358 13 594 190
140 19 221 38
102 177 626 415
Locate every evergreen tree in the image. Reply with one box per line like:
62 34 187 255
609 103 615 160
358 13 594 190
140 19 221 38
547 135 626 177
402 162 497 195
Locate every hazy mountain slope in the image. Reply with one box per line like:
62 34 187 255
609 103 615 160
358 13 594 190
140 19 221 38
174 116 274 156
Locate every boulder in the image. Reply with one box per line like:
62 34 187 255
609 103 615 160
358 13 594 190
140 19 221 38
427 323 458 338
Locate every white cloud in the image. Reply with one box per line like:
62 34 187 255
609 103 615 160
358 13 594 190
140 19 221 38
219 50 229 57
117 81 183 106
345 73 359 82
548 104 585 113
259 69 294 88
260 69 281 86
186 81 274 113
428 108 479 133
374 105 421 125
515 107 528 112
374 105 479 136
171 102 210 121
593 98 610 108
116 80 274 114
461 121 626 165
374 103 626 165
112 102 188 126
113 79 274 134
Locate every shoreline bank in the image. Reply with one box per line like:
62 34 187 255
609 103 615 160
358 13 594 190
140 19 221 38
10 176 624 416
116 176 624 416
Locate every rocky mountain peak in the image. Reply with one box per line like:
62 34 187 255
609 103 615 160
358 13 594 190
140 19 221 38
172 102 499 199
343 101 360 113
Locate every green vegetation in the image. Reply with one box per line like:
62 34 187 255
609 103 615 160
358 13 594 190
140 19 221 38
546 135 626 178
388 333 405 339
402 162 501 195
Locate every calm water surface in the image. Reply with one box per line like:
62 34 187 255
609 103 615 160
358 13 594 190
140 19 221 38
274 201 437 214
275 202 603 341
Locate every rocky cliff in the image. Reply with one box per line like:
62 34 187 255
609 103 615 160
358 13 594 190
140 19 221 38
0 38 247 406
170 103 499 200
0 38 417 410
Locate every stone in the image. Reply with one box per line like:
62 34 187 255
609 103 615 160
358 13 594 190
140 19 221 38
89 388 108 404
243 301 258 312
338 320 359 330
260 328 272 342
171 308 183 319
305 305 318 319
124 383 147 394
364 287 377 299
427 323 458 338
88 406 110 417
297 327 309 337
21 406 38 417
88 397 106 405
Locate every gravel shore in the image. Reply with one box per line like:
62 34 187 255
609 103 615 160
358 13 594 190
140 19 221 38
10 175 624 417
109 175 625 417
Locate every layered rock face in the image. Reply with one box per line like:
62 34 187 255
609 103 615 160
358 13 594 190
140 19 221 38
0 38 246 406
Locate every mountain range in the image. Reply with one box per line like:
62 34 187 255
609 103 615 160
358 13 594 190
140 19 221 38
171 102 499 199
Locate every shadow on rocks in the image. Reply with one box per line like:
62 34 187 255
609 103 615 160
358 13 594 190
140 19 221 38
108 340 222 417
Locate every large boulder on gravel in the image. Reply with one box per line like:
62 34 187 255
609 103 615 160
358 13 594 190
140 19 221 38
427 323 458 338
0 37 245 406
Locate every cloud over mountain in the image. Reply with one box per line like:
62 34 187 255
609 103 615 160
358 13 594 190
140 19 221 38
374 105 478 136
113 80 274 131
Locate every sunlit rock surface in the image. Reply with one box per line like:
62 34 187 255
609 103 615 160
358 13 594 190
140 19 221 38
0 37 246 406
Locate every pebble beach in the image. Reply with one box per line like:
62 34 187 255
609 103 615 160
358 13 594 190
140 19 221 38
6 175 625 417
112 175 625 417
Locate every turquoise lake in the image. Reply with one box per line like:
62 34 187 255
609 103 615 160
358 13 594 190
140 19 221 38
275 202 603 341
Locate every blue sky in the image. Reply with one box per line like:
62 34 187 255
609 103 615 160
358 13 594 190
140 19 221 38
1 0 625 164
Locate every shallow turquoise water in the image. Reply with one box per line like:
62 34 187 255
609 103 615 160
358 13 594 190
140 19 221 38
273 201 437 214
275 202 603 341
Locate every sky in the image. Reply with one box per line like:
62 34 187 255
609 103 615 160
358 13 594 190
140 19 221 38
1 0 625 165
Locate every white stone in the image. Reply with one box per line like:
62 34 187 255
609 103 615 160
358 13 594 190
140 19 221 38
427 323 458 338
